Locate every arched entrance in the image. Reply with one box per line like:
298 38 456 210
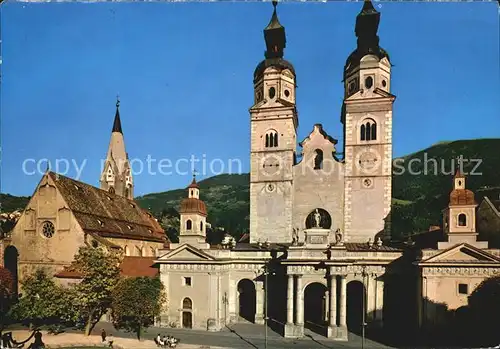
304 282 328 333
347 280 366 334
182 297 193 329
4 246 18 295
237 279 256 323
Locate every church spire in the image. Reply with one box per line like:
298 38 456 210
112 97 122 134
100 98 133 200
264 1 286 59
355 0 382 56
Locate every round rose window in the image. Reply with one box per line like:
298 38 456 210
42 221 55 238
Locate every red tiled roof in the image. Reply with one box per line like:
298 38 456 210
187 178 199 189
54 256 158 279
48 172 167 243
54 265 83 279
119 256 158 278
344 243 402 252
179 198 207 216
450 189 476 206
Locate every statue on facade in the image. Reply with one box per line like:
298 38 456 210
335 228 344 246
314 209 321 228
292 228 299 246
376 237 383 247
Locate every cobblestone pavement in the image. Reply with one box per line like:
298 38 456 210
83 322 396 349
8 330 228 349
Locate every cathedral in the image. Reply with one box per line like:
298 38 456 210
156 0 399 340
3 0 500 344
155 0 500 342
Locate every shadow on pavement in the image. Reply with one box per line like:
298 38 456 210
225 325 258 349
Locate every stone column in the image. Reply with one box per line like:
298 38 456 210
228 276 236 323
286 274 294 325
217 273 222 329
339 275 347 327
375 277 384 325
295 275 304 325
255 280 265 324
327 274 337 338
329 275 337 326
335 274 348 341
324 290 330 322
366 273 375 321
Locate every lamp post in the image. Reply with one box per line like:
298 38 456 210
222 292 229 326
361 265 367 349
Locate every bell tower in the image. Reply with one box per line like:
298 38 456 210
100 98 134 200
249 1 298 244
342 0 395 243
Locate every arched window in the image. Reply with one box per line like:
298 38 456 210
186 219 192 230
108 187 115 194
458 213 467 227
265 130 278 148
314 149 323 170
360 120 377 141
200 221 204 232
183 298 193 310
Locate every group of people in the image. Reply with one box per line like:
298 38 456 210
100 329 114 348
155 334 179 348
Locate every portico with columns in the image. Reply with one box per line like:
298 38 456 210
281 246 401 340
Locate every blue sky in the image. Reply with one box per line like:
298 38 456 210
1 1 499 197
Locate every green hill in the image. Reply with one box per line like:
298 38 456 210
136 139 500 240
2 139 499 241
391 138 500 238
0 193 30 213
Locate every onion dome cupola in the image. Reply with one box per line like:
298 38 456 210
449 170 476 206
439 169 487 249
179 174 208 246
180 175 207 217
253 1 297 108
343 0 392 99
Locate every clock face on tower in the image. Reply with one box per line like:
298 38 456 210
356 150 379 174
262 155 281 177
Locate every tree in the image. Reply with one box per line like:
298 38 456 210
72 246 122 336
9 268 75 329
468 275 500 346
0 267 14 331
111 277 166 340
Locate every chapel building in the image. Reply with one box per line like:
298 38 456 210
4 100 168 293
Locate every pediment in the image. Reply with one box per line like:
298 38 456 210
345 87 395 102
250 98 293 111
157 244 216 262
421 243 500 264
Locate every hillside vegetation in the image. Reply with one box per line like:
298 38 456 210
1 139 499 241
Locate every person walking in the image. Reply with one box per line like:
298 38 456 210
101 329 107 343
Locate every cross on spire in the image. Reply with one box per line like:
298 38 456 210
455 155 466 176
116 95 120 108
